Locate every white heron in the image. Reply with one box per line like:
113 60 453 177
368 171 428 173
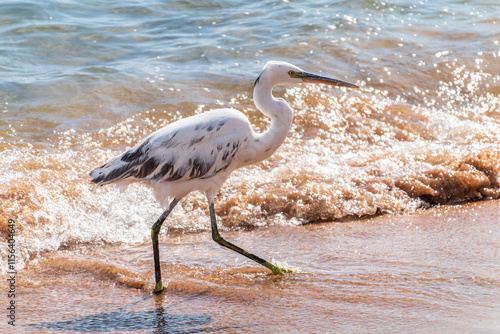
90 61 359 293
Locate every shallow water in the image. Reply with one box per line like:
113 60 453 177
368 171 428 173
5 200 499 333
1 0 500 332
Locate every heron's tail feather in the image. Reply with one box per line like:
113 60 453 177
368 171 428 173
90 137 151 186
89 157 134 186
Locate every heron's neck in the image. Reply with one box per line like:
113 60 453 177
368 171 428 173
247 84 293 164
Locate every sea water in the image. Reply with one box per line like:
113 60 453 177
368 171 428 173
0 1 499 332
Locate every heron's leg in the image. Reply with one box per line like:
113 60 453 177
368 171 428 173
151 198 180 293
208 200 290 275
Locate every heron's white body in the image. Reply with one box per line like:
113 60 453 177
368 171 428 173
90 61 359 291
90 61 301 206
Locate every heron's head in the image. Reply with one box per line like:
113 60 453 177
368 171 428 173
255 61 359 90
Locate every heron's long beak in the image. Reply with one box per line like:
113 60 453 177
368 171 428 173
298 72 359 90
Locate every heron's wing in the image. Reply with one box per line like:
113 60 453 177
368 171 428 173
89 109 251 186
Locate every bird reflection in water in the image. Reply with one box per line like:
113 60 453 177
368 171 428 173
28 293 253 332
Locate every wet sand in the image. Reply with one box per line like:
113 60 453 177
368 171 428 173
6 199 499 333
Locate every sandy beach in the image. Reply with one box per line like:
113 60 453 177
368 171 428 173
2 199 496 333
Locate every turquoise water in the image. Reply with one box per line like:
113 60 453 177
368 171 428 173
2 0 498 136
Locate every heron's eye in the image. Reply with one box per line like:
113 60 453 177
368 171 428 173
288 70 295 76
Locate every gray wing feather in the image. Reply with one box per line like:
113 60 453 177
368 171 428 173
90 110 250 186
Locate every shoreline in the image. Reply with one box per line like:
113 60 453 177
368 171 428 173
3 199 498 333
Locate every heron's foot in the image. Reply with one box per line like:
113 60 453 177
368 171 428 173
266 263 295 276
153 281 164 294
